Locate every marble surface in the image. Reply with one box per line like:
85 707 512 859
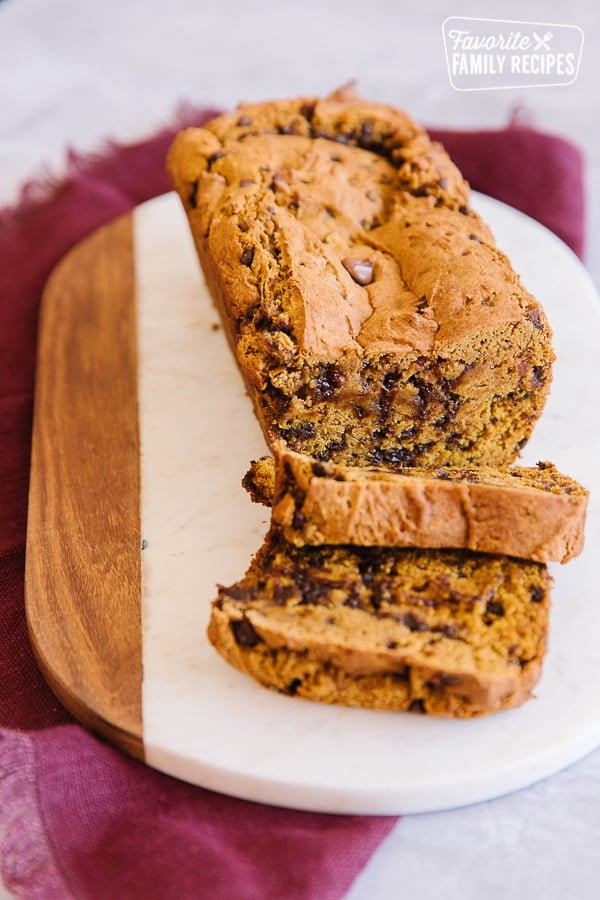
2 0 600 895
137 190 600 815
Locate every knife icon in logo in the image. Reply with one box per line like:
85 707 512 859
533 31 553 51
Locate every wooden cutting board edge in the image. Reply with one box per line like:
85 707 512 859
24 213 144 762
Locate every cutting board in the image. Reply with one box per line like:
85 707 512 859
25 192 600 814
25 214 144 760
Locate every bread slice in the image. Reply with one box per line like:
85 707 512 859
242 449 588 563
167 87 554 468
208 529 551 718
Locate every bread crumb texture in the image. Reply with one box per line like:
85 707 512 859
208 529 551 718
168 91 555 467
245 450 587 563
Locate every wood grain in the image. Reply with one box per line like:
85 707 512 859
25 214 144 760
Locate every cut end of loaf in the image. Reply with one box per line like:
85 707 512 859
168 91 554 469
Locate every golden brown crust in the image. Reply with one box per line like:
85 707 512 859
167 91 555 468
208 605 543 718
168 100 535 358
168 91 563 718
208 530 551 718
255 450 587 563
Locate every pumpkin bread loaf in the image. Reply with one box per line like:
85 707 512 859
168 88 554 467
208 529 552 718
243 449 588 563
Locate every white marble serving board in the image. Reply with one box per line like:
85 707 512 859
136 191 600 815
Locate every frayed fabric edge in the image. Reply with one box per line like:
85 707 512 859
0 729 71 899
0 100 223 227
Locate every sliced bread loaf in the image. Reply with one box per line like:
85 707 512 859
168 89 554 468
243 449 588 563
208 529 551 718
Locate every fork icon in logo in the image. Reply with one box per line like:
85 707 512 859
533 30 554 51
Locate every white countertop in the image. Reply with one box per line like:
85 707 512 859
1 0 599 897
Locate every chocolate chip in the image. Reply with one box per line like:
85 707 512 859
342 257 375 286
469 233 483 243
377 370 401 425
359 120 374 146
370 446 415 466
284 422 316 442
382 371 402 391
439 673 462 686
312 363 344 401
531 366 546 388
240 179 254 187
343 593 363 609
240 247 254 266
401 612 429 632
300 103 315 121
409 699 426 714
526 309 544 331
207 151 225 169
285 678 302 696
485 600 505 617
273 582 296 605
188 179 199 209
237 116 252 126
530 585 546 603
230 618 261 647
298 582 325 606
225 583 254 602
386 640 398 650
253 309 274 331
292 510 306 531
311 462 329 478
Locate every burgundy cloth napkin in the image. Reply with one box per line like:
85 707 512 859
0 106 585 900
428 123 585 259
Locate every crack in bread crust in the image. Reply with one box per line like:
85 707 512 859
168 92 554 467
168 92 561 718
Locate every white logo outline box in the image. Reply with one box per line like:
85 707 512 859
442 16 584 92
